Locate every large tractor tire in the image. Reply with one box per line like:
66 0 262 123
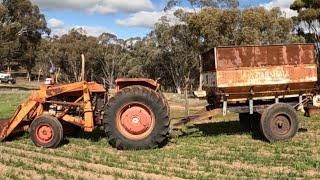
30 116 63 148
260 103 299 142
104 86 170 150
158 91 170 116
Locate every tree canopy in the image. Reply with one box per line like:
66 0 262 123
291 0 320 56
0 0 50 80
0 0 306 93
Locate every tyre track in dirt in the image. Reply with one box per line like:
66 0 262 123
4 137 319 179
3 142 209 179
0 146 184 180
0 152 121 180
0 163 54 180
2 141 297 179
210 160 294 176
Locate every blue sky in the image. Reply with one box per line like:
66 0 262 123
30 0 295 40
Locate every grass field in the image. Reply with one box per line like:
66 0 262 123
0 91 320 179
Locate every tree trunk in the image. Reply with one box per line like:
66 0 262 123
111 59 115 88
184 84 189 116
56 67 60 83
7 61 11 74
176 86 182 94
27 70 31 81
184 73 190 116
91 68 94 81
37 68 42 82
198 55 203 91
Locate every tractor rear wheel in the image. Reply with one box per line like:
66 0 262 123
260 103 299 142
158 91 170 116
104 86 170 150
30 116 63 148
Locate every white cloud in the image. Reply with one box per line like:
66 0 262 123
48 18 64 29
260 0 297 17
116 11 165 28
116 7 193 28
52 26 114 37
75 26 114 37
31 0 154 14
47 18 114 37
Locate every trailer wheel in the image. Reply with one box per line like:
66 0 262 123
30 116 63 148
104 86 169 150
260 103 298 142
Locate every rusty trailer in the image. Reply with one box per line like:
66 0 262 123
174 44 320 142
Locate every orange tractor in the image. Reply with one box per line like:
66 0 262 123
0 59 170 150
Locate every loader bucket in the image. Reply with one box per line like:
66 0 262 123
0 119 10 141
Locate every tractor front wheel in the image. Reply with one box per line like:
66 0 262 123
104 86 170 150
30 116 63 148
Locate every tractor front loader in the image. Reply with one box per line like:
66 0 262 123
0 77 170 150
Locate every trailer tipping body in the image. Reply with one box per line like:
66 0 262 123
201 44 317 102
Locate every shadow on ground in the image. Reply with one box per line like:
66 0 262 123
2 121 309 147
174 120 309 141
174 120 263 140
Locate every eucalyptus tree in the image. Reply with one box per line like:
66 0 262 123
50 28 99 82
163 0 240 91
290 0 320 59
153 16 199 94
96 32 126 87
0 0 50 80
188 7 304 46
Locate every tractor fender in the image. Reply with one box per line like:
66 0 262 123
114 78 160 92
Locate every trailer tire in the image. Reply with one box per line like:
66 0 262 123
104 86 169 150
30 116 63 148
260 103 298 142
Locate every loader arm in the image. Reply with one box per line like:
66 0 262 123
0 99 38 141
0 89 49 141
0 81 101 141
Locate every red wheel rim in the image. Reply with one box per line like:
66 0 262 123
36 124 53 143
117 103 155 140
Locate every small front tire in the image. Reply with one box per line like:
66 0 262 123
30 116 63 148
